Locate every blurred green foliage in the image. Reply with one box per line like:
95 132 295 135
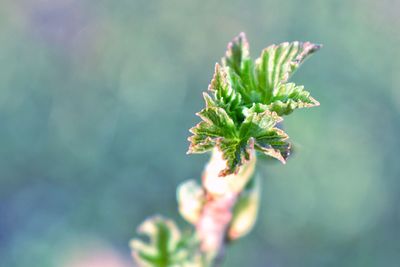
0 0 399 266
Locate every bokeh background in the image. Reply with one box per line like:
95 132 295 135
1 0 399 266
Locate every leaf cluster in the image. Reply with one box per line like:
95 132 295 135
188 33 321 176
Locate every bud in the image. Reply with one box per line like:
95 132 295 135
228 176 260 240
177 180 205 224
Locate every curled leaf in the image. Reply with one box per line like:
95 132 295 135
255 41 321 102
222 32 250 75
268 83 320 115
240 105 290 163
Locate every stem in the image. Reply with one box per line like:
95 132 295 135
212 246 226 267
195 149 256 266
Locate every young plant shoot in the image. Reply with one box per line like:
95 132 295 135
131 33 321 267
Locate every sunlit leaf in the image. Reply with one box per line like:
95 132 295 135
255 41 320 100
268 83 320 115
207 63 243 121
217 137 250 176
187 106 237 155
222 32 250 75
240 105 290 163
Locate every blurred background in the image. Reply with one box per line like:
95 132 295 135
0 0 399 266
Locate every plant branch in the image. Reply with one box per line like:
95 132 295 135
196 149 257 265
130 33 321 267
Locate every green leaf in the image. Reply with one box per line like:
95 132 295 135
240 105 290 163
202 92 217 108
217 137 250 176
222 32 250 75
222 32 258 104
188 106 251 176
255 41 321 102
207 63 242 120
187 106 237 154
187 105 250 176
131 216 200 267
187 134 215 154
188 101 290 175
130 216 182 267
239 59 259 102
268 83 320 115
188 104 289 175
254 128 291 163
